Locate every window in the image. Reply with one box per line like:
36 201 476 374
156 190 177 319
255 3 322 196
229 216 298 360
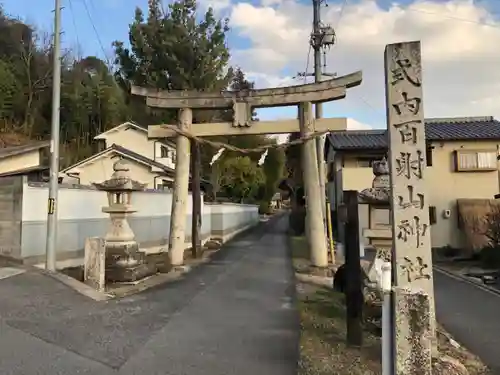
429 206 437 225
455 150 497 172
171 151 176 163
160 146 169 158
426 144 433 166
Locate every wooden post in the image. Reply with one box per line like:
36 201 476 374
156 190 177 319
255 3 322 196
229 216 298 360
300 102 328 267
169 108 192 266
343 190 363 346
191 140 203 258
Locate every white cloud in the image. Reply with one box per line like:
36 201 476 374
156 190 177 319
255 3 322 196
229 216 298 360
199 0 232 11
228 0 500 124
347 118 372 130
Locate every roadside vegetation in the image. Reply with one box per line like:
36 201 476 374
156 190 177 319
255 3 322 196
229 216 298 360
290 236 492 375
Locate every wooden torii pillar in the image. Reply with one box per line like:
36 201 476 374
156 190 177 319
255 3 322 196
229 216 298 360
131 71 362 267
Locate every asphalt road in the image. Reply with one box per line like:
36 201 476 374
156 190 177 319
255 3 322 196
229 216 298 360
0 215 299 375
434 269 500 373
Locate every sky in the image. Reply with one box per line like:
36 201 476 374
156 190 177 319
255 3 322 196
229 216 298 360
3 0 500 130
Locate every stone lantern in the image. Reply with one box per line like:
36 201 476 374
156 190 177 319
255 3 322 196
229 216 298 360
93 159 156 282
359 157 393 286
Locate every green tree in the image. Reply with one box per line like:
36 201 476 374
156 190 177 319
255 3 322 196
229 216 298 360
59 56 126 166
262 142 286 203
113 0 233 125
285 132 305 234
0 6 127 164
219 156 265 203
0 60 19 122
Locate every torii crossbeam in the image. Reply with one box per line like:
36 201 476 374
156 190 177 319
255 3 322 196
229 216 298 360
131 71 362 267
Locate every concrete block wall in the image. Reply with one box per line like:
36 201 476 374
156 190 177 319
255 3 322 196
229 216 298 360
0 176 23 258
5 178 258 264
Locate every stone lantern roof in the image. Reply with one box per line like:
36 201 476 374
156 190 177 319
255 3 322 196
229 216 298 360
93 159 147 191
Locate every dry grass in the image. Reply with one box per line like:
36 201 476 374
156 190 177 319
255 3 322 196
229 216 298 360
458 199 500 253
291 236 382 374
297 283 382 374
290 235 492 375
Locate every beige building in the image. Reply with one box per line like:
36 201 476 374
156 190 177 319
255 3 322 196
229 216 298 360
0 141 50 180
325 116 500 250
60 122 177 189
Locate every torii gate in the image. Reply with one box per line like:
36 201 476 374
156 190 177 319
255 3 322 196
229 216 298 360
131 70 362 267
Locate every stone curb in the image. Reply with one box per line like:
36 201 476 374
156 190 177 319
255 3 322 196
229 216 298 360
294 273 333 289
434 266 500 298
44 270 113 301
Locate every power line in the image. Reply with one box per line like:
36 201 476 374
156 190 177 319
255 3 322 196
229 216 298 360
81 0 111 63
68 0 81 51
303 43 312 83
407 7 500 29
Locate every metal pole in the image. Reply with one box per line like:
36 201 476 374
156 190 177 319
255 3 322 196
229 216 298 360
312 0 327 223
45 0 62 271
381 262 393 375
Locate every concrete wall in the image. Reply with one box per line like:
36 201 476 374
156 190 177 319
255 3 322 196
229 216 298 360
0 177 23 258
7 178 258 264
330 140 500 249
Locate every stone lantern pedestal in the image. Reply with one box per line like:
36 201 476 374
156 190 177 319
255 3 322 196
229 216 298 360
93 160 156 283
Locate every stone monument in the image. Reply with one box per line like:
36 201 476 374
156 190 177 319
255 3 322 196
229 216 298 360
83 237 106 291
385 41 434 374
93 160 156 282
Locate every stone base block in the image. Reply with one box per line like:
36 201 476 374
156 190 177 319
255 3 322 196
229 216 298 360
204 240 222 250
105 262 156 283
394 287 432 375
146 253 172 273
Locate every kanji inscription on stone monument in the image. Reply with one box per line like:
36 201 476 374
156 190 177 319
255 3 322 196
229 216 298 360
386 41 434 291
385 41 436 344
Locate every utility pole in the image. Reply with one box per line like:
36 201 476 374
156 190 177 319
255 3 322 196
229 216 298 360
45 0 62 271
312 0 327 226
302 0 336 232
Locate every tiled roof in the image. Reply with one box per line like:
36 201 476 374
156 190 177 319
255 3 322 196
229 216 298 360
327 116 500 151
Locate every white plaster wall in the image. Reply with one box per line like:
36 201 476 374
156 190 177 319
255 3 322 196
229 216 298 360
22 183 194 221
102 127 154 160
19 181 260 262
208 203 259 214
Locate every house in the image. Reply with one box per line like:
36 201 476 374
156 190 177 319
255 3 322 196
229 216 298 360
60 122 177 189
325 116 500 250
0 141 50 181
